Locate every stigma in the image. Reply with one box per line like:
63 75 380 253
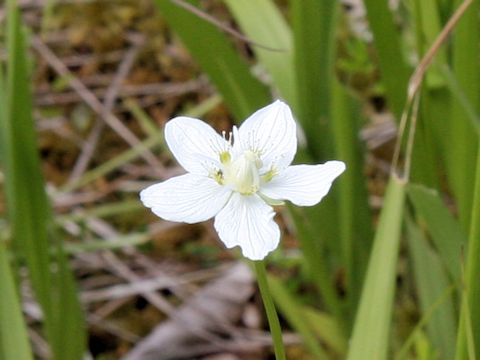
220 150 263 195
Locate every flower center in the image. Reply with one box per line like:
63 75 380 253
222 150 262 195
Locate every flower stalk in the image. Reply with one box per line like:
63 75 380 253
254 260 286 360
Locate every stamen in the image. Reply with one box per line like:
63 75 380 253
219 151 231 164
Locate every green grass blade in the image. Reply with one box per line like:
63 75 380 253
4 1 86 358
347 175 406 360
411 0 446 86
268 275 329 359
410 91 443 189
290 1 346 329
154 0 270 121
0 63 33 360
446 0 479 229
0 64 6 163
303 307 348 357
363 0 409 118
291 0 337 159
407 184 467 281
455 144 480 359
288 204 343 328
406 216 456 360
409 0 448 189
53 246 86 358
441 66 480 135
0 242 34 360
224 0 297 109
331 81 373 324
395 284 456 360
5 0 54 323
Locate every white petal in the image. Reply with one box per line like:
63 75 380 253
214 193 280 260
165 117 230 175
261 161 346 206
140 174 232 223
235 100 297 172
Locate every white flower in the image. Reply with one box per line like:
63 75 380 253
140 100 345 260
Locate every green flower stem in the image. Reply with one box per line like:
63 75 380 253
253 260 286 360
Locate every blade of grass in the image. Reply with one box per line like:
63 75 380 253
441 66 480 135
408 0 441 188
406 215 456 360
447 0 479 229
4 1 85 358
288 204 344 330
363 0 409 119
302 307 348 357
5 0 55 341
395 283 456 360
413 332 437 360
455 143 480 359
411 0 447 87
268 275 329 359
410 90 442 189
290 1 347 329
409 0 447 188
0 64 33 360
253 261 286 360
0 242 34 360
224 0 297 109
407 184 467 281
347 175 406 360
154 0 270 121
331 80 373 326
291 0 337 159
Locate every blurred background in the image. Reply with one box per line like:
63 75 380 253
0 0 479 359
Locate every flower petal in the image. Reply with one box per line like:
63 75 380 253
214 193 280 260
140 174 232 223
165 117 230 175
235 100 297 172
261 161 346 206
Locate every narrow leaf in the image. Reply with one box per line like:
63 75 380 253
224 0 297 109
0 64 33 360
347 175 406 360
455 145 480 359
407 184 466 281
154 0 270 121
446 0 480 229
0 243 34 360
268 275 329 359
406 216 456 360
363 0 409 118
292 0 337 158
4 1 86 358
331 80 373 323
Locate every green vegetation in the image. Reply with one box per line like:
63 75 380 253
0 0 479 359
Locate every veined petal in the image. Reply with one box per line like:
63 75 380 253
214 193 280 261
261 161 346 206
165 117 230 175
235 100 297 172
140 174 232 223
